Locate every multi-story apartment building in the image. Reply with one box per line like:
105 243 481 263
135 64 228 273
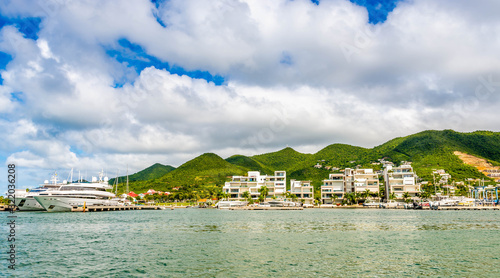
223 171 286 201
289 179 314 204
321 173 345 204
321 169 380 204
350 168 380 194
384 165 420 198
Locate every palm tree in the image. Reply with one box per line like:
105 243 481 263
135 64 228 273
402 192 411 203
345 192 357 205
330 195 337 205
220 191 229 201
362 189 371 200
258 186 269 202
291 194 298 202
389 192 396 201
355 192 362 204
258 194 265 203
242 191 250 201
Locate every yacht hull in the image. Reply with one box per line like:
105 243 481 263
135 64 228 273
15 197 45 211
34 196 119 212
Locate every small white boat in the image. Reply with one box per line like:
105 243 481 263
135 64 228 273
216 201 248 209
381 200 400 208
362 199 381 207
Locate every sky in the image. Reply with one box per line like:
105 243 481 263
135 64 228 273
1 0 500 191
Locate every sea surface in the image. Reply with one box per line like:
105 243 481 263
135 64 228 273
1 208 500 277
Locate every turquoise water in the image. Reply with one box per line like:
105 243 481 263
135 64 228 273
1 209 500 277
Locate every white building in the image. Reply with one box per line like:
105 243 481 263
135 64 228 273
433 169 451 185
223 171 286 201
321 169 380 204
321 173 345 204
289 179 314 204
349 168 380 195
384 165 420 198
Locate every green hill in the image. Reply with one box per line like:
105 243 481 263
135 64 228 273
120 130 500 198
121 153 247 197
108 163 175 185
373 130 500 181
251 147 314 172
225 155 274 174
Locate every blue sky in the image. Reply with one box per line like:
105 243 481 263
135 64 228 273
0 0 499 192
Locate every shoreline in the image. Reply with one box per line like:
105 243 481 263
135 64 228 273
2 204 499 212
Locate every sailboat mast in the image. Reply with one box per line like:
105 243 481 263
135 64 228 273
114 170 119 195
126 165 129 194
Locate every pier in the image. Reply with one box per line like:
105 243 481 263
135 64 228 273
434 206 499 210
72 205 167 212
0 205 10 211
227 206 303 210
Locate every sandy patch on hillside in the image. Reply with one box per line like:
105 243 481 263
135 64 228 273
454 151 500 181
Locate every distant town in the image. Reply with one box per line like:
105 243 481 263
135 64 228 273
119 158 499 209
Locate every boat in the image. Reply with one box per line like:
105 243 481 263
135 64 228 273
268 200 301 207
215 200 248 209
14 172 67 211
362 199 381 208
34 170 119 212
381 200 400 208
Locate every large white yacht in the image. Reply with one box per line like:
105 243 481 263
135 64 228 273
14 172 66 211
34 170 119 212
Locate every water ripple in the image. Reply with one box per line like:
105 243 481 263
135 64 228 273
1 209 499 277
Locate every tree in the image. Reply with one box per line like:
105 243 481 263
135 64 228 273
402 192 411 203
291 194 298 202
330 195 337 204
241 191 250 201
219 191 229 201
258 186 269 202
362 189 371 200
378 188 385 201
345 192 357 205
420 191 431 201
355 192 362 204
144 194 154 203
315 195 321 206
0 196 10 205
284 192 292 200
258 194 265 203
389 192 396 201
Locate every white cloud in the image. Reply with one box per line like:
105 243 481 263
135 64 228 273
0 0 499 189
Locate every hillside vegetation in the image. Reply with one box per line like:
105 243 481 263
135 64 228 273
120 130 500 197
108 163 175 186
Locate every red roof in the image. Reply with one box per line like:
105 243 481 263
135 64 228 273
127 192 138 197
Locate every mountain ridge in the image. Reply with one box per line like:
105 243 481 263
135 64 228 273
118 130 500 196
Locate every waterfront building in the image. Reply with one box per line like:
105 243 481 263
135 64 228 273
223 171 286 201
289 179 314 204
349 168 380 194
321 173 345 204
321 168 380 204
384 164 420 199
